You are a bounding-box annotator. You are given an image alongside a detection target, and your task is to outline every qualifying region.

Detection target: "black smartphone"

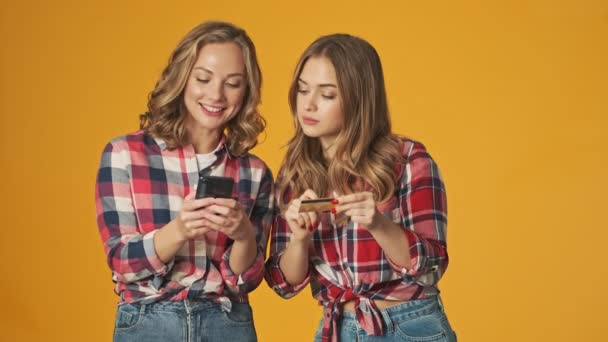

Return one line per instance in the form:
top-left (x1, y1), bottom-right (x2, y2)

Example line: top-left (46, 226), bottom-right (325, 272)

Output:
top-left (195, 176), bottom-right (234, 199)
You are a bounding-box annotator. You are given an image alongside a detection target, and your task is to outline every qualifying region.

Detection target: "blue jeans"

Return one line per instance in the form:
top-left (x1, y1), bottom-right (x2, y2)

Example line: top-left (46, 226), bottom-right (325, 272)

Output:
top-left (314, 296), bottom-right (457, 342)
top-left (113, 299), bottom-right (257, 342)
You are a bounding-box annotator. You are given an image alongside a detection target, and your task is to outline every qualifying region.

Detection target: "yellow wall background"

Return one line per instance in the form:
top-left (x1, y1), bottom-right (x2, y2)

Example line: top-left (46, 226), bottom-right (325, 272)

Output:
top-left (1, 0), bottom-right (606, 341)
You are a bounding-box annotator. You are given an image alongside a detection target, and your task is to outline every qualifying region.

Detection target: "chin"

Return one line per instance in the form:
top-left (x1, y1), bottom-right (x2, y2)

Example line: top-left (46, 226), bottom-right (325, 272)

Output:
top-left (190, 116), bottom-right (224, 131)
top-left (301, 128), bottom-right (320, 138)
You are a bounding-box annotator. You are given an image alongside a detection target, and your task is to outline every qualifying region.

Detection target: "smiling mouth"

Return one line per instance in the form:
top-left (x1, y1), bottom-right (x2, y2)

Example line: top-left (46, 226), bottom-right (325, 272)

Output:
top-left (200, 103), bottom-right (226, 116)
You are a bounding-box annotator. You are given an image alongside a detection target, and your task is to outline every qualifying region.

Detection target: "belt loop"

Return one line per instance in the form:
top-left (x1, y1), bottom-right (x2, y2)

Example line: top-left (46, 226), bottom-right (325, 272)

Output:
top-left (437, 295), bottom-right (445, 312)
top-left (380, 308), bottom-right (394, 334)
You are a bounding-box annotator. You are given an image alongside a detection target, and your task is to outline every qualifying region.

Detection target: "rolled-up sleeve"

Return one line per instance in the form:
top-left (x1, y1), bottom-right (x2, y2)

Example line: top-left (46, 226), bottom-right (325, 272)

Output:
top-left (264, 178), bottom-right (311, 298)
top-left (220, 166), bottom-right (274, 295)
top-left (95, 141), bottom-right (173, 284)
top-left (388, 142), bottom-right (448, 284)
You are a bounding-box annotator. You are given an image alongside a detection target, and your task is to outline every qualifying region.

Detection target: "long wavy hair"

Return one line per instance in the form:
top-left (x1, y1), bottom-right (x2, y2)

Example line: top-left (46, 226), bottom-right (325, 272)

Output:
top-left (139, 21), bottom-right (264, 156)
top-left (277, 34), bottom-right (404, 207)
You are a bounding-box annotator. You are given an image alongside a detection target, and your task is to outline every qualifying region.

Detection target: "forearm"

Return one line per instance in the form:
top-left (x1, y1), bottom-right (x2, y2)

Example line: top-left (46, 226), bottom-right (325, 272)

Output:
top-left (229, 230), bottom-right (259, 275)
top-left (370, 216), bottom-right (412, 269)
top-left (153, 219), bottom-right (187, 263)
top-left (279, 238), bottom-right (310, 285)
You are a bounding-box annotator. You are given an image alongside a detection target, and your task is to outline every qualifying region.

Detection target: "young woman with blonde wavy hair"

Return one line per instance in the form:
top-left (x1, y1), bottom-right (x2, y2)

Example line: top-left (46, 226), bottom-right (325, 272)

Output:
top-left (265, 34), bottom-right (457, 341)
top-left (95, 21), bottom-right (273, 341)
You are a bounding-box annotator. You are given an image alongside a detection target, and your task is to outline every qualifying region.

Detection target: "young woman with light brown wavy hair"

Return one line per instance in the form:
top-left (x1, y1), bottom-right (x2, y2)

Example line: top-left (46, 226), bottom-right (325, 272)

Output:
top-left (95, 21), bottom-right (273, 342)
top-left (265, 34), bottom-right (457, 341)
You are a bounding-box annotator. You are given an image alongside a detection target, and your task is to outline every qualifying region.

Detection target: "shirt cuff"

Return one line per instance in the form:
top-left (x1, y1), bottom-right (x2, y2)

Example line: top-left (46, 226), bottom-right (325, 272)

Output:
top-left (265, 253), bottom-right (310, 298)
top-left (385, 229), bottom-right (439, 278)
top-left (220, 245), bottom-right (264, 295)
top-left (143, 230), bottom-right (173, 276)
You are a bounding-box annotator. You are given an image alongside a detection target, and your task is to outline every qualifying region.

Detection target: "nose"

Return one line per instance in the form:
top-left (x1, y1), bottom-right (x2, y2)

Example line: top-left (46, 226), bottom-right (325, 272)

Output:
top-left (303, 94), bottom-right (317, 112)
top-left (207, 80), bottom-right (225, 102)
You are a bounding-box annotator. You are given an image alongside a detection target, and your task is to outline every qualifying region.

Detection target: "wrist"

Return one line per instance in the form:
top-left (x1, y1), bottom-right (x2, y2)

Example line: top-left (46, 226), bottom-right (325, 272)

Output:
top-left (288, 235), bottom-right (310, 248)
top-left (168, 218), bottom-right (189, 243)
top-left (234, 221), bottom-right (256, 242)
top-left (368, 213), bottom-right (389, 232)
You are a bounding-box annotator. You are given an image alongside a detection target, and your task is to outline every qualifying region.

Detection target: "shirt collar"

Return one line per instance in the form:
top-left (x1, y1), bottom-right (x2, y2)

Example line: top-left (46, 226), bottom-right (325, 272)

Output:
top-left (153, 134), bottom-right (234, 159)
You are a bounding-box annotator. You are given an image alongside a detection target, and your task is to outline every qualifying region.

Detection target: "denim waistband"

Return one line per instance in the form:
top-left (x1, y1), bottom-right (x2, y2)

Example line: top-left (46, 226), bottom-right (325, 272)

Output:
top-left (119, 298), bottom-right (228, 314)
top-left (339, 296), bottom-right (442, 331)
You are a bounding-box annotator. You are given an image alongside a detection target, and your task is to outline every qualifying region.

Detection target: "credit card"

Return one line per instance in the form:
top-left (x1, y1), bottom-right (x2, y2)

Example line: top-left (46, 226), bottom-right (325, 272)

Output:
top-left (299, 198), bottom-right (335, 212)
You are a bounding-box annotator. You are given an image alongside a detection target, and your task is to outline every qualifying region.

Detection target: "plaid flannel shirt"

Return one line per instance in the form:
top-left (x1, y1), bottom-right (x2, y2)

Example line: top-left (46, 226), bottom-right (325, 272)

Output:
top-left (95, 130), bottom-right (273, 311)
top-left (265, 139), bottom-right (448, 342)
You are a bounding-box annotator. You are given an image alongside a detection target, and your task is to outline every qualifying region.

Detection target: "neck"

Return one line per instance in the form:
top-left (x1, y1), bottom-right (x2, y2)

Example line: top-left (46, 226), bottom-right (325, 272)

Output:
top-left (189, 125), bottom-right (221, 154)
top-left (320, 136), bottom-right (337, 160)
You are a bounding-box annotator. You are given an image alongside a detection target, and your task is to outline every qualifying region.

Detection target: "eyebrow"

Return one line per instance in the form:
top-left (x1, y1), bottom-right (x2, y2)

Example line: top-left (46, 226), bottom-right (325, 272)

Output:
top-left (298, 78), bottom-right (337, 88)
top-left (194, 67), bottom-right (244, 78)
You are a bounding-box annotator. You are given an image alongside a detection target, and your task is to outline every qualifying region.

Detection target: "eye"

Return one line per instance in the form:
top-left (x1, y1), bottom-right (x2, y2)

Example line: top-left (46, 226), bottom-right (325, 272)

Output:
top-left (321, 94), bottom-right (336, 100)
top-left (297, 89), bottom-right (309, 95)
top-left (226, 82), bottom-right (241, 88)
top-left (196, 78), bottom-right (210, 83)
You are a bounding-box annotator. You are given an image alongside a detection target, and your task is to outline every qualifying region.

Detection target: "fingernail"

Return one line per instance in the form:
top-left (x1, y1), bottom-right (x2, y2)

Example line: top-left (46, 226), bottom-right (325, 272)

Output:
top-left (331, 199), bottom-right (339, 204)
top-left (331, 208), bottom-right (337, 214)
